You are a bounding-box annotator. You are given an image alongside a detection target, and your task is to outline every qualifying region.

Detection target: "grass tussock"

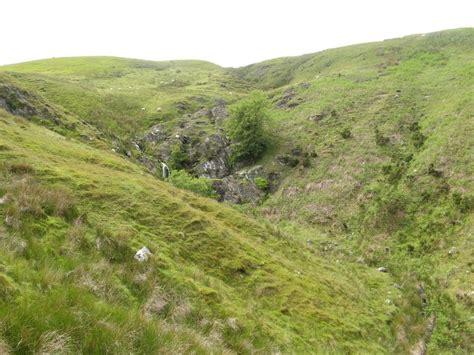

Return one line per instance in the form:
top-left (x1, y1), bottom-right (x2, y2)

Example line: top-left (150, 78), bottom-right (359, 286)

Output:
top-left (3, 176), bottom-right (77, 228)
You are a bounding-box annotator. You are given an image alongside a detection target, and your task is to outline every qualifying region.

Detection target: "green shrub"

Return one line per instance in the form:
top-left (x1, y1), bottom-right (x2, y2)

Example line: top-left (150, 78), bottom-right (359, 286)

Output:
top-left (412, 131), bottom-right (426, 148)
top-left (169, 144), bottom-right (189, 170)
top-left (427, 163), bottom-right (443, 177)
top-left (254, 177), bottom-right (269, 191)
top-left (409, 122), bottom-right (426, 149)
top-left (374, 128), bottom-right (390, 146)
top-left (340, 128), bottom-right (352, 139)
top-left (169, 170), bottom-right (216, 198)
top-left (302, 157), bottom-right (311, 168)
top-left (452, 192), bottom-right (474, 213)
top-left (227, 91), bottom-right (269, 163)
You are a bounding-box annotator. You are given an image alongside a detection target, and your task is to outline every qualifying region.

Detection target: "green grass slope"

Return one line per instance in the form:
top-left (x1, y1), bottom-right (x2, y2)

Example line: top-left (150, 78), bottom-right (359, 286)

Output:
top-left (239, 28), bottom-right (474, 352)
top-left (0, 109), bottom-right (399, 353)
top-left (1, 57), bottom-right (250, 139)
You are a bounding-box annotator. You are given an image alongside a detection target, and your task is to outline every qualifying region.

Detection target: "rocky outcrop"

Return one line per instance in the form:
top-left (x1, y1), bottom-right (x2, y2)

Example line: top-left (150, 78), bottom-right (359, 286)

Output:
top-left (194, 133), bottom-right (231, 178)
top-left (210, 100), bottom-right (228, 125)
top-left (132, 102), bottom-right (231, 177)
top-left (129, 101), bottom-right (270, 204)
top-left (199, 157), bottom-right (229, 179)
top-left (143, 124), bottom-right (168, 143)
top-left (213, 176), bottom-right (264, 204)
top-left (236, 165), bottom-right (263, 180)
top-left (276, 88), bottom-right (302, 109)
top-left (0, 82), bottom-right (60, 124)
top-left (276, 88), bottom-right (296, 108)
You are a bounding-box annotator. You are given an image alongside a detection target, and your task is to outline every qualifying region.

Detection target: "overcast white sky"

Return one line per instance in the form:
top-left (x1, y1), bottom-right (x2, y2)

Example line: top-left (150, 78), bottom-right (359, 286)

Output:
top-left (1, 0), bottom-right (473, 68)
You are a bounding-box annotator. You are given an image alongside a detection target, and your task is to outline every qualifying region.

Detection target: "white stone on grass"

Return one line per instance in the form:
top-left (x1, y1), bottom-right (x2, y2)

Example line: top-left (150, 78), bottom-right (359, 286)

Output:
top-left (135, 246), bottom-right (152, 262)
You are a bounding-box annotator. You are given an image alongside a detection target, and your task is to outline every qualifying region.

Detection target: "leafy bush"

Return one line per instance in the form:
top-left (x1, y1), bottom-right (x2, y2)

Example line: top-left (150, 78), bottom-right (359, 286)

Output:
top-left (169, 143), bottom-right (189, 170)
top-left (227, 91), bottom-right (269, 163)
top-left (254, 177), bottom-right (269, 191)
top-left (169, 170), bottom-right (217, 198)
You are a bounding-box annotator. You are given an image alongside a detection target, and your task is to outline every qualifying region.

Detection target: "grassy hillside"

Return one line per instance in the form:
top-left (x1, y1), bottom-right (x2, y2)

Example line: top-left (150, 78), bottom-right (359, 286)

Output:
top-left (242, 28), bottom-right (474, 352)
top-left (0, 28), bottom-right (473, 353)
top-left (0, 110), bottom-right (400, 353)
top-left (1, 57), bottom-right (249, 138)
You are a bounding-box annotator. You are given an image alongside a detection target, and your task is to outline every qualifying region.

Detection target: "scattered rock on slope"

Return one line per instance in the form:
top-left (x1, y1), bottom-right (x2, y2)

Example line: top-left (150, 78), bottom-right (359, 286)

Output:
top-left (276, 88), bottom-right (296, 108)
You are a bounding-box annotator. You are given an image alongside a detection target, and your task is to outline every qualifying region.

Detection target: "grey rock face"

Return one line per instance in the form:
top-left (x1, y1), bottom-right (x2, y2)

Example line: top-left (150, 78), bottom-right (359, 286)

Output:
top-left (0, 83), bottom-right (60, 123)
top-left (213, 176), bottom-right (264, 204)
top-left (143, 124), bottom-right (168, 142)
top-left (132, 103), bottom-right (268, 205)
top-left (200, 157), bottom-right (228, 179)
top-left (210, 100), bottom-right (228, 125)
top-left (236, 165), bottom-right (263, 180)
top-left (195, 134), bottom-right (231, 178)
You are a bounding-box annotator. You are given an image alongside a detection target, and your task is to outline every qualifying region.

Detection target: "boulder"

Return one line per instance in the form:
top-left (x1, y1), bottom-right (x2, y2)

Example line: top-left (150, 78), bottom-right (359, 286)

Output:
top-left (135, 246), bottom-right (152, 262)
